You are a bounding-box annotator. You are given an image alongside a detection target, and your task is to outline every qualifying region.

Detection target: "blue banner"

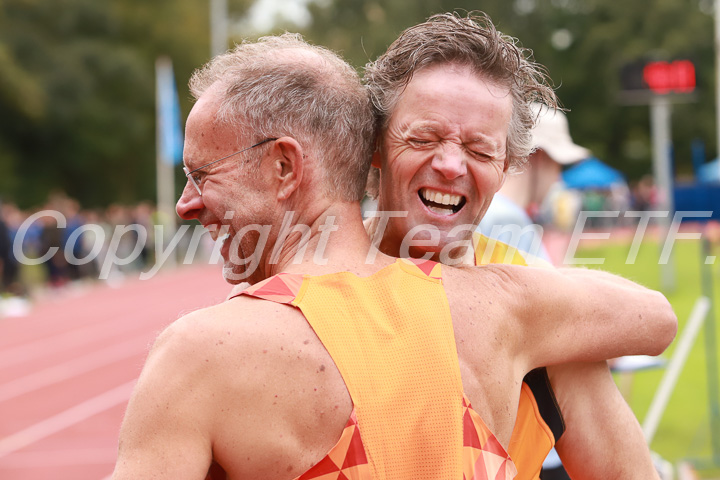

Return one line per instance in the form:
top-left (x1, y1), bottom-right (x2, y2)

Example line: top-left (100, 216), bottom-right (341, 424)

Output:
top-left (156, 57), bottom-right (184, 165)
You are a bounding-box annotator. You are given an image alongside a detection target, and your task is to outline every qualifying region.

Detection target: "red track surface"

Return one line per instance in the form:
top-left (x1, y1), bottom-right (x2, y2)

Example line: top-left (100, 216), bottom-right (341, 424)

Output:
top-left (0, 264), bottom-right (230, 480)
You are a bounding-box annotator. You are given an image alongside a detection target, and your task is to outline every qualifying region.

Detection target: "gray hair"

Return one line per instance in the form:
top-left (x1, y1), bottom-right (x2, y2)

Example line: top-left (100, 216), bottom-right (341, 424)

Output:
top-left (363, 11), bottom-right (558, 196)
top-left (189, 33), bottom-right (375, 202)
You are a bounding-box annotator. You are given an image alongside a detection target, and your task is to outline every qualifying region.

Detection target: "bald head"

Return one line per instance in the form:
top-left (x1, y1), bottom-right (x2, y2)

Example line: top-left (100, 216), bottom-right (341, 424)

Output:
top-left (189, 33), bottom-right (376, 201)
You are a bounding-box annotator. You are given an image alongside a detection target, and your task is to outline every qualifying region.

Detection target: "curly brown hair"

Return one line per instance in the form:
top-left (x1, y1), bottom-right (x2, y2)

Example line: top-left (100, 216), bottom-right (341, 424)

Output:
top-left (364, 11), bottom-right (558, 191)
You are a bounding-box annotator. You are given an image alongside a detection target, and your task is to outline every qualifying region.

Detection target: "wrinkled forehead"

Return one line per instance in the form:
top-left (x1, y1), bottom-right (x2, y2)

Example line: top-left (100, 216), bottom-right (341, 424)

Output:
top-left (187, 84), bottom-right (225, 129)
top-left (184, 89), bottom-right (245, 166)
top-left (186, 103), bottom-right (221, 147)
top-left (389, 65), bottom-right (511, 136)
top-left (401, 62), bottom-right (510, 103)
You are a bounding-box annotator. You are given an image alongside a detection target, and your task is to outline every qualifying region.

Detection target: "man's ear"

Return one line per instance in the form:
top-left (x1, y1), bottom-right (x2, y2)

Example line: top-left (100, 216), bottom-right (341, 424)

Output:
top-left (272, 137), bottom-right (303, 201)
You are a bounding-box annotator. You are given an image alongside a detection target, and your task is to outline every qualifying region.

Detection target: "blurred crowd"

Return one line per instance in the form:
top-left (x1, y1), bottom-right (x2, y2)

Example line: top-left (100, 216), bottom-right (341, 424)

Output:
top-left (549, 174), bottom-right (659, 231)
top-left (0, 175), bottom-right (667, 307)
top-left (0, 192), bottom-right (215, 303)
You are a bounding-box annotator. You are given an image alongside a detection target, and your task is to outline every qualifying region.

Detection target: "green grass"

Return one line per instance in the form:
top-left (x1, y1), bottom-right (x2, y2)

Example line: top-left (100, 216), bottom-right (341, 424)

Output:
top-left (575, 239), bottom-right (720, 472)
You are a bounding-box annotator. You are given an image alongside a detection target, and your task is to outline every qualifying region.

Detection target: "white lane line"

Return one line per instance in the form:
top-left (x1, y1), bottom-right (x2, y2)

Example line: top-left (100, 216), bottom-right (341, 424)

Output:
top-left (0, 318), bottom-right (156, 369)
top-left (0, 335), bottom-right (150, 403)
top-left (0, 380), bottom-right (136, 459)
top-left (0, 447), bottom-right (117, 467)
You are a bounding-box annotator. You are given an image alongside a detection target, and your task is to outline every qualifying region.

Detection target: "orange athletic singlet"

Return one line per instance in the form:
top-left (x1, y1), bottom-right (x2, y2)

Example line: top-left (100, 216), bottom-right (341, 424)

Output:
top-left (237, 258), bottom-right (517, 480)
top-left (473, 233), bottom-right (565, 480)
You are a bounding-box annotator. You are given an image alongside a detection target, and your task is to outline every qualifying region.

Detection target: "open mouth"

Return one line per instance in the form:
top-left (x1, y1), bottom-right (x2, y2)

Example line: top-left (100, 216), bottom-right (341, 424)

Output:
top-left (419, 188), bottom-right (466, 215)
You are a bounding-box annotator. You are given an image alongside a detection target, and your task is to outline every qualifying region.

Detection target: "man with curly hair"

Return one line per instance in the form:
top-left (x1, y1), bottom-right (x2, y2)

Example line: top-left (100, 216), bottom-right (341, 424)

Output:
top-left (364, 11), bottom-right (660, 479)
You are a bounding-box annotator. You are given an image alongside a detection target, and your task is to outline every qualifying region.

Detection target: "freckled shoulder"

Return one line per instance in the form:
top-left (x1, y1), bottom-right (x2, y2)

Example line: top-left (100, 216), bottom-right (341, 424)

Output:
top-left (440, 265), bottom-right (519, 354)
top-left (142, 295), bottom-right (351, 478)
top-left (191, 296), bottom-right (348, 399)
top-left (167, 296), bottom-right (325, 363)
top-left (185, 295), bottom-right (351, 478)
top-left (442, 265), bottom-right (513, 309)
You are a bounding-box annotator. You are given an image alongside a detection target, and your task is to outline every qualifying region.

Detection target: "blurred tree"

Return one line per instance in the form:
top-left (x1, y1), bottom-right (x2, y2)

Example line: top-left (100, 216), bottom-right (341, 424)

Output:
top-left (0, 0), bottom-right (250, 209)
top-left (0, 0), bottom-right (714, 208)
top-left (298, 0), bottom-right (715, 183)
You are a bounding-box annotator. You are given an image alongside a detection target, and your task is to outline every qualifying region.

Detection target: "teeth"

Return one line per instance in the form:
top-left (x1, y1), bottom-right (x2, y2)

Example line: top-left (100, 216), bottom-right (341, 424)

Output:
top-left (427, 205), bottom-right (454, 216)
top-left (420, 188), bottom-right (462, 206)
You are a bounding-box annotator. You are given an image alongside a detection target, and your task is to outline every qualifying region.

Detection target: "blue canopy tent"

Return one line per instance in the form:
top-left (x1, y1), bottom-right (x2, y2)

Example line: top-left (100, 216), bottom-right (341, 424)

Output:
top-left (675, 158), bottom-right (720, 220)
top-left (698, 158), bottom-right (720, 183)
top-left (562, 157), bottom-right (625, 190)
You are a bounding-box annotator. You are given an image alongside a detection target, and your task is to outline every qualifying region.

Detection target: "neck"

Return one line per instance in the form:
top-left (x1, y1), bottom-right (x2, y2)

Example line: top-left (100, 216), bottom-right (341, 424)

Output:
top-left (497, 172), bottom-right (533, 208)
top-left (263, 202), bottom-right (394, 279)
top-left (367, 216), bottom-right (476, 267)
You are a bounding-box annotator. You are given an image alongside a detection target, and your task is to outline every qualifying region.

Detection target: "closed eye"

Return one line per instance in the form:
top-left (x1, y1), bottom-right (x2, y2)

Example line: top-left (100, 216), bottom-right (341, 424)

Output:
top-left (469, 150), bottom-right (491, 159)
top-left (408, 138), bottom-right (436, 148)
top-left (465, 146), bottom-right (496, 161)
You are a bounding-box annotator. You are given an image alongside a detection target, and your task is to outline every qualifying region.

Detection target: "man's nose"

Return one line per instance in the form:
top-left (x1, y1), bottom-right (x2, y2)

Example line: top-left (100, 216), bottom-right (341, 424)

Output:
top-left (431, 143), bottom-right (467, 180)
top-left (176, 181), bottom-right (203, 220)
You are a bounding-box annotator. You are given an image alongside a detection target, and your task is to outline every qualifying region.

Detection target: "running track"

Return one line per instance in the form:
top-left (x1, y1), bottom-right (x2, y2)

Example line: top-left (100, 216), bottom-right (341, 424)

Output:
top-left (0, 264), bottom-right (230, 480)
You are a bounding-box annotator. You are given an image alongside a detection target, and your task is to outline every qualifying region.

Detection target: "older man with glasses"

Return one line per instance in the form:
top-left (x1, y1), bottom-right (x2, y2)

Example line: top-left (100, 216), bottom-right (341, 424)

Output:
top-left (364, 11), bottom-right (663, 480)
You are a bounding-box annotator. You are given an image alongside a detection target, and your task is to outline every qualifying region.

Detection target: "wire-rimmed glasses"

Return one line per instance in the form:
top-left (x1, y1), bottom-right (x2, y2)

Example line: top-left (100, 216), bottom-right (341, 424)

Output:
top-left (183, 138), bottom-right (278, 195)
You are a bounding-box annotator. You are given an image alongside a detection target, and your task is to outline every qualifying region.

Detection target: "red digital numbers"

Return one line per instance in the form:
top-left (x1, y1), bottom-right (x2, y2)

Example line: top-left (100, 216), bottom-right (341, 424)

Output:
top-left (643, 60), bottom-right (696, 94)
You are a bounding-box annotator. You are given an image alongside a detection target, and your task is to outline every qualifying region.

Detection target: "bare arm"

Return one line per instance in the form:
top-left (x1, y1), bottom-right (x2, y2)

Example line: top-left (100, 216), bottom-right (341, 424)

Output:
top-left (112, 316), bottom-right (215, 480)
top-left (548, 362), bottom-right (659, 479)
top-left (484, 264), bottom-right (677, 370)
top-left (500, 250), bottom-right (660, 477)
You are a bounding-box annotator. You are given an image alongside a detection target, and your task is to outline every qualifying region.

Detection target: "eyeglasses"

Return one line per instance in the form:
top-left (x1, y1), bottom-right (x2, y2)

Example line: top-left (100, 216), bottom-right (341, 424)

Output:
top-left (183, 138), bottom-right (278, 196)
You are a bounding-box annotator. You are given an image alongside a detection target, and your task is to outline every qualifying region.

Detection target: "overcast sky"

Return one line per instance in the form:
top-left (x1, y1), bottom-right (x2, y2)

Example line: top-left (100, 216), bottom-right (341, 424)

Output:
top-left (239, 0), bottom-right (313, 33)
